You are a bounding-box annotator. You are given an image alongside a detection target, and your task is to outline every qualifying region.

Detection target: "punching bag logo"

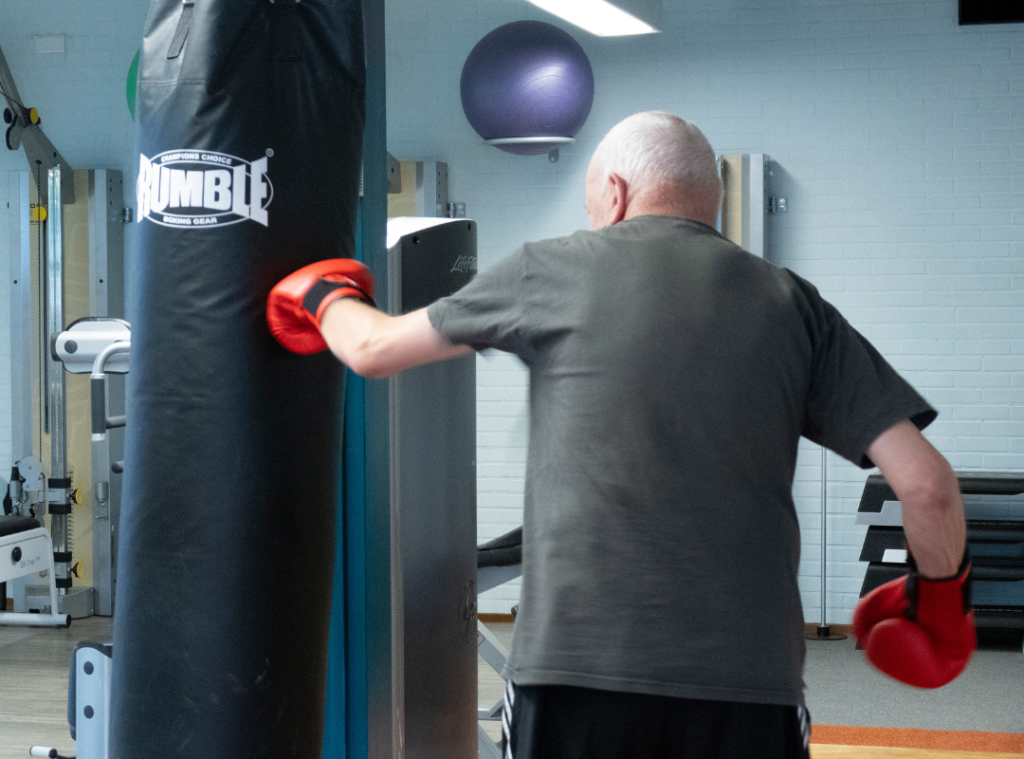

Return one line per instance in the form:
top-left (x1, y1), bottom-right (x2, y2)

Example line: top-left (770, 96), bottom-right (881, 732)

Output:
top-left (136, 150), bottom-right (273, 228)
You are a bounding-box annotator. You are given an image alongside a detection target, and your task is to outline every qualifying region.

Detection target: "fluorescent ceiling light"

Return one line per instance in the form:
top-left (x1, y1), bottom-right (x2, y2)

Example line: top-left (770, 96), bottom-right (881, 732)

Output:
top-left (525, 0), bottom-right (659, 36)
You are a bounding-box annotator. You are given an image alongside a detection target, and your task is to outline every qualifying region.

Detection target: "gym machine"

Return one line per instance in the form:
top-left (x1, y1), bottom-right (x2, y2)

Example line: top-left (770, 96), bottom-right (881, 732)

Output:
top-left (27, 323), bottom-right (127, 759)
top-left (0, 453), bottom-right (68, 627)
top-left (3, 165), bottom-right (127, 623)
top-left (387, 216), bottom-right (479, 759)
top-left (857, 471), bottom-right (1024, 651)
top-left (30, 641), bottom-right (113, 759)
top-left (2, 41), bottom-right (128, 622)
top-left (2, 317), bottom-right (128, 630)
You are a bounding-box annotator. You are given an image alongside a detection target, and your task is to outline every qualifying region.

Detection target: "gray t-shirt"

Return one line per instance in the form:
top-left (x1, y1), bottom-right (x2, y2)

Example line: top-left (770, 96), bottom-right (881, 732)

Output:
top-left (428, 215), bottom-right (935, 706)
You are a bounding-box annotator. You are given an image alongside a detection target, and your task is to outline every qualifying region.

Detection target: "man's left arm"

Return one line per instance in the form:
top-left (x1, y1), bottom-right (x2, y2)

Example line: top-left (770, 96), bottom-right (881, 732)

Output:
top-left (320, 300), bottom-right (471, 379)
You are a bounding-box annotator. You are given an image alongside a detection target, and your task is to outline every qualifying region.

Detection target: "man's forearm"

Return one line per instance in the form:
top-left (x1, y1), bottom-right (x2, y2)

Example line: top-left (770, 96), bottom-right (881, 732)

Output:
top-left (899, 465), bottom-right (967, 578)
top-left (867, 420), bottom-right (967, 579)
top-left (320, 298), bottom-right (389, 375)
top-left (320, 299), bottom-right (472, 378)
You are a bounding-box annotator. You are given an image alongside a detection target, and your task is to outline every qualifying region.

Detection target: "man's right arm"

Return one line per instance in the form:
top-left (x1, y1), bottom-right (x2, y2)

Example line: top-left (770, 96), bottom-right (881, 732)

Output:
top-left (865, 419), bottom-right (965, 578)
top-left (266, 258), bottom-right (472, 376)
top-left (320, 300), bottom-right (471, 379)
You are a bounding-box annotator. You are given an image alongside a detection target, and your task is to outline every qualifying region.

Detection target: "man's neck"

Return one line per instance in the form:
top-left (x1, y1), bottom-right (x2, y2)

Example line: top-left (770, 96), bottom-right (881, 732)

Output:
top-left (624, 203), bottom-right (717, 228)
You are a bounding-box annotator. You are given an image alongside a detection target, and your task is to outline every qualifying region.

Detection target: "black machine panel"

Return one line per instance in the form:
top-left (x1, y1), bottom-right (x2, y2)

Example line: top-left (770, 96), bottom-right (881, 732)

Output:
top-left (388, 218), bottom-right (478, 759)
top-left (395, 220), bottom-right (477, 313)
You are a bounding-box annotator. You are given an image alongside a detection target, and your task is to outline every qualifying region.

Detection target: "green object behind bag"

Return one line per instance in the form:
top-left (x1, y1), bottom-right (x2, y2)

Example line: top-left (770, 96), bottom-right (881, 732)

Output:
top-left (126, 49), bottom-right (139, 120)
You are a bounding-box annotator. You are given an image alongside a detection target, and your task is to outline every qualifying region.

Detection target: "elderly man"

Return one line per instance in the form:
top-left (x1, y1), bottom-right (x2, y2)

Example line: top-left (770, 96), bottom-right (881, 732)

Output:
top-left (267, 112), bottom-right (973, 759)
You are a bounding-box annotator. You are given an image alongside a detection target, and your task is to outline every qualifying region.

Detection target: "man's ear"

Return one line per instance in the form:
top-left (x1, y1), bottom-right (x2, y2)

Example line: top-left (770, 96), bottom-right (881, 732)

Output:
top-left (608, 172), bottom-right (629, 225)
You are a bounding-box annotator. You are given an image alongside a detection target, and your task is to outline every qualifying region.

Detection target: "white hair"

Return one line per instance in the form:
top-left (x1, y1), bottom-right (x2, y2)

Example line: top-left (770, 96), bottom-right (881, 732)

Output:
top-left (595, 111), bottom-right (721, 218)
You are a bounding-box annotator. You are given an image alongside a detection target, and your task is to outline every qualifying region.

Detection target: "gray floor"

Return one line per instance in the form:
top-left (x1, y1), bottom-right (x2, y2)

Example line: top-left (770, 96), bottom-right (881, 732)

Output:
top-left (804, 630), bottom-right (1024, 733)
top-left (484, 621), bottom-right (1024, 734)
top-left (3, 616), bottom-right (1021, 759)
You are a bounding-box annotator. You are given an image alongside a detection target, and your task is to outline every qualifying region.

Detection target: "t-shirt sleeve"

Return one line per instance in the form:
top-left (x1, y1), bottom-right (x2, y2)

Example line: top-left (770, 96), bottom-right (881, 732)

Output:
top-left (426, 249), bottom-right (527, 354)
top-left (803, 296), bottom-right (937, 469)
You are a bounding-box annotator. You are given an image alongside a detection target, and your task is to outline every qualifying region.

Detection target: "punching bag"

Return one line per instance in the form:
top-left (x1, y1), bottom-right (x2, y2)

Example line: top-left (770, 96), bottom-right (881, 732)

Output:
top-left (112, 2), bottom-right (364, 757)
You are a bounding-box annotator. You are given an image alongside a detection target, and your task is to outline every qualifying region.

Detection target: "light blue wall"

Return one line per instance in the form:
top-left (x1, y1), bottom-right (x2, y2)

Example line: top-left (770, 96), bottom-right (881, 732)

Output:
top-left (385, 0), bottom-right (1024, 620)
top-left (0, 1), bottom-right (148, 479)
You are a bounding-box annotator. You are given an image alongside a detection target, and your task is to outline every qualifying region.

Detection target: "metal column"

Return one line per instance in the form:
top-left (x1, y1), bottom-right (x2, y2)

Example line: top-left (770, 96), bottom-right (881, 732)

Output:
top-left (88, 170), bottom-right (125, 616)
top-left (9, 172), bottom-right (32, 464)
top-left (807, 447), bottom-right (846, 641)
top-left (5, 171), bottom-right (33, 612)
top-left (45, 166), bottom-right (73, 599)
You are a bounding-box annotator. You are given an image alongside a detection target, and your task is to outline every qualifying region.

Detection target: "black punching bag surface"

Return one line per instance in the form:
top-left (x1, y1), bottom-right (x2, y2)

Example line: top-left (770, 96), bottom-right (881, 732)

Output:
top-left (112, 2), bottom-right (364, 757)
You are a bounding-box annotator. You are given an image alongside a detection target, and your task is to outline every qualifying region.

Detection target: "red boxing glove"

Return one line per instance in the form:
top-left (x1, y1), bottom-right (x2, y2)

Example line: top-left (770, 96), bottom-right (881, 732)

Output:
top-left (853, 550), bottom-right (975, 689)
top-left (267, 258), bottom-right (375, 354)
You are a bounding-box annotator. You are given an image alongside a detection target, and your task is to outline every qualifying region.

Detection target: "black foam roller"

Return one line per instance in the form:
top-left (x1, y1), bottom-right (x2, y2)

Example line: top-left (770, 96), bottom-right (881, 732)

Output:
top-left (112, 2), bottom-right (364, 757)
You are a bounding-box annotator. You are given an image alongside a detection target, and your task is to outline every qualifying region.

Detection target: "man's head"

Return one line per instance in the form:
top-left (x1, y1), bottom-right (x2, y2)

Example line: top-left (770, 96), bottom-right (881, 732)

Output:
top-left (585, 111), bottom-right (721, 230)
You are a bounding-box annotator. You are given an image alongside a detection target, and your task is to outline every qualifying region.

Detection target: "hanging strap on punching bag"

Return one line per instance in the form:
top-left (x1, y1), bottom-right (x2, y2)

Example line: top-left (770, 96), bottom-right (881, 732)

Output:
top-left (166, 0), bottom-right (195, 59)
top-left (273, 0), bottom-right (303, 62)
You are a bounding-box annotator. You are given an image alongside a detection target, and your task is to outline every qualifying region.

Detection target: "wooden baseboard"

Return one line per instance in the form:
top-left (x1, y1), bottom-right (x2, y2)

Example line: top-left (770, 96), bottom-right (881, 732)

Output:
top-left (479, 613), bottom-right (514, 624)
top-left (811, 725), bottom-right (1024, 754)
top-left (812, 746), bottom-right (1024, 758)
top-left (805, 623), bottom-right (854, 637)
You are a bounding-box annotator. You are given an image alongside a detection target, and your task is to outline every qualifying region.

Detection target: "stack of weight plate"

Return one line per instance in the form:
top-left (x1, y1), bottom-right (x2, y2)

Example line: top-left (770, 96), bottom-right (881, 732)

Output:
top-left (856, 471), bottom-right (1024, 631)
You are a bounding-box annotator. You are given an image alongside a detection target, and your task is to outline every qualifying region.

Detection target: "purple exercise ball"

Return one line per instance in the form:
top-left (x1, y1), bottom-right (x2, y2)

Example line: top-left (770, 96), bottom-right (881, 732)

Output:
top-left (461, 21), bottom-right (595, 156)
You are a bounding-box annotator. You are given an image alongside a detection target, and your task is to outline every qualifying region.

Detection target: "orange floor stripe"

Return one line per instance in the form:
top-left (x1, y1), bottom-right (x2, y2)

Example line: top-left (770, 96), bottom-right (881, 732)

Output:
top-left (812, 726), bottom-right (1024, 754)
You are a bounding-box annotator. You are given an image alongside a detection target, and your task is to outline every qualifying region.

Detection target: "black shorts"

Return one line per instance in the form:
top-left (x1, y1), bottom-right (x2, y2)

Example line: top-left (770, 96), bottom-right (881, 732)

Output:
top-left (501, 682), bottom-right (811, 759)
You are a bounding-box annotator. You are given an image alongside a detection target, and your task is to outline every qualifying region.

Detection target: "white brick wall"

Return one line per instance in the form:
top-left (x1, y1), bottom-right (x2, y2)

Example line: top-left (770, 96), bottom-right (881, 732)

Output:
top-left (387, 0), bottom-right (1024, 618)
top-left (476, 351), bottom-right (530, 610)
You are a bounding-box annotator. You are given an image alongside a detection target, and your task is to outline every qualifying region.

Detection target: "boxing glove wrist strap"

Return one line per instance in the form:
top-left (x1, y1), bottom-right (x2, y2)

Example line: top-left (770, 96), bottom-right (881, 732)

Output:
top-left (303, 277), bottom-right (375, 319)
top-left (905, 547), bottom-right (972, 620)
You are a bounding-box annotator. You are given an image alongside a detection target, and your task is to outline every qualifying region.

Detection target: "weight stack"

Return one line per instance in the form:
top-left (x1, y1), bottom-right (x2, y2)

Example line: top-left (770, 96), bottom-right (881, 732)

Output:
top-left (857, 471), bottom-right (1024, 631)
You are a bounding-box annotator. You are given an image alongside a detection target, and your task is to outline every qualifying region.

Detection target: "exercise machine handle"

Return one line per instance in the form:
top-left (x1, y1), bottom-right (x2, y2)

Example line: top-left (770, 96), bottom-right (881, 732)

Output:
top-left (29, 746), bottom-right (72, 759)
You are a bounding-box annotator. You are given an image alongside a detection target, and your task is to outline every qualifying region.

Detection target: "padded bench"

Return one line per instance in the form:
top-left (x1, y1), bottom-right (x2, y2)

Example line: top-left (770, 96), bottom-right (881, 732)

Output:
top-left (0, 515), bottom-right (70, 627)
